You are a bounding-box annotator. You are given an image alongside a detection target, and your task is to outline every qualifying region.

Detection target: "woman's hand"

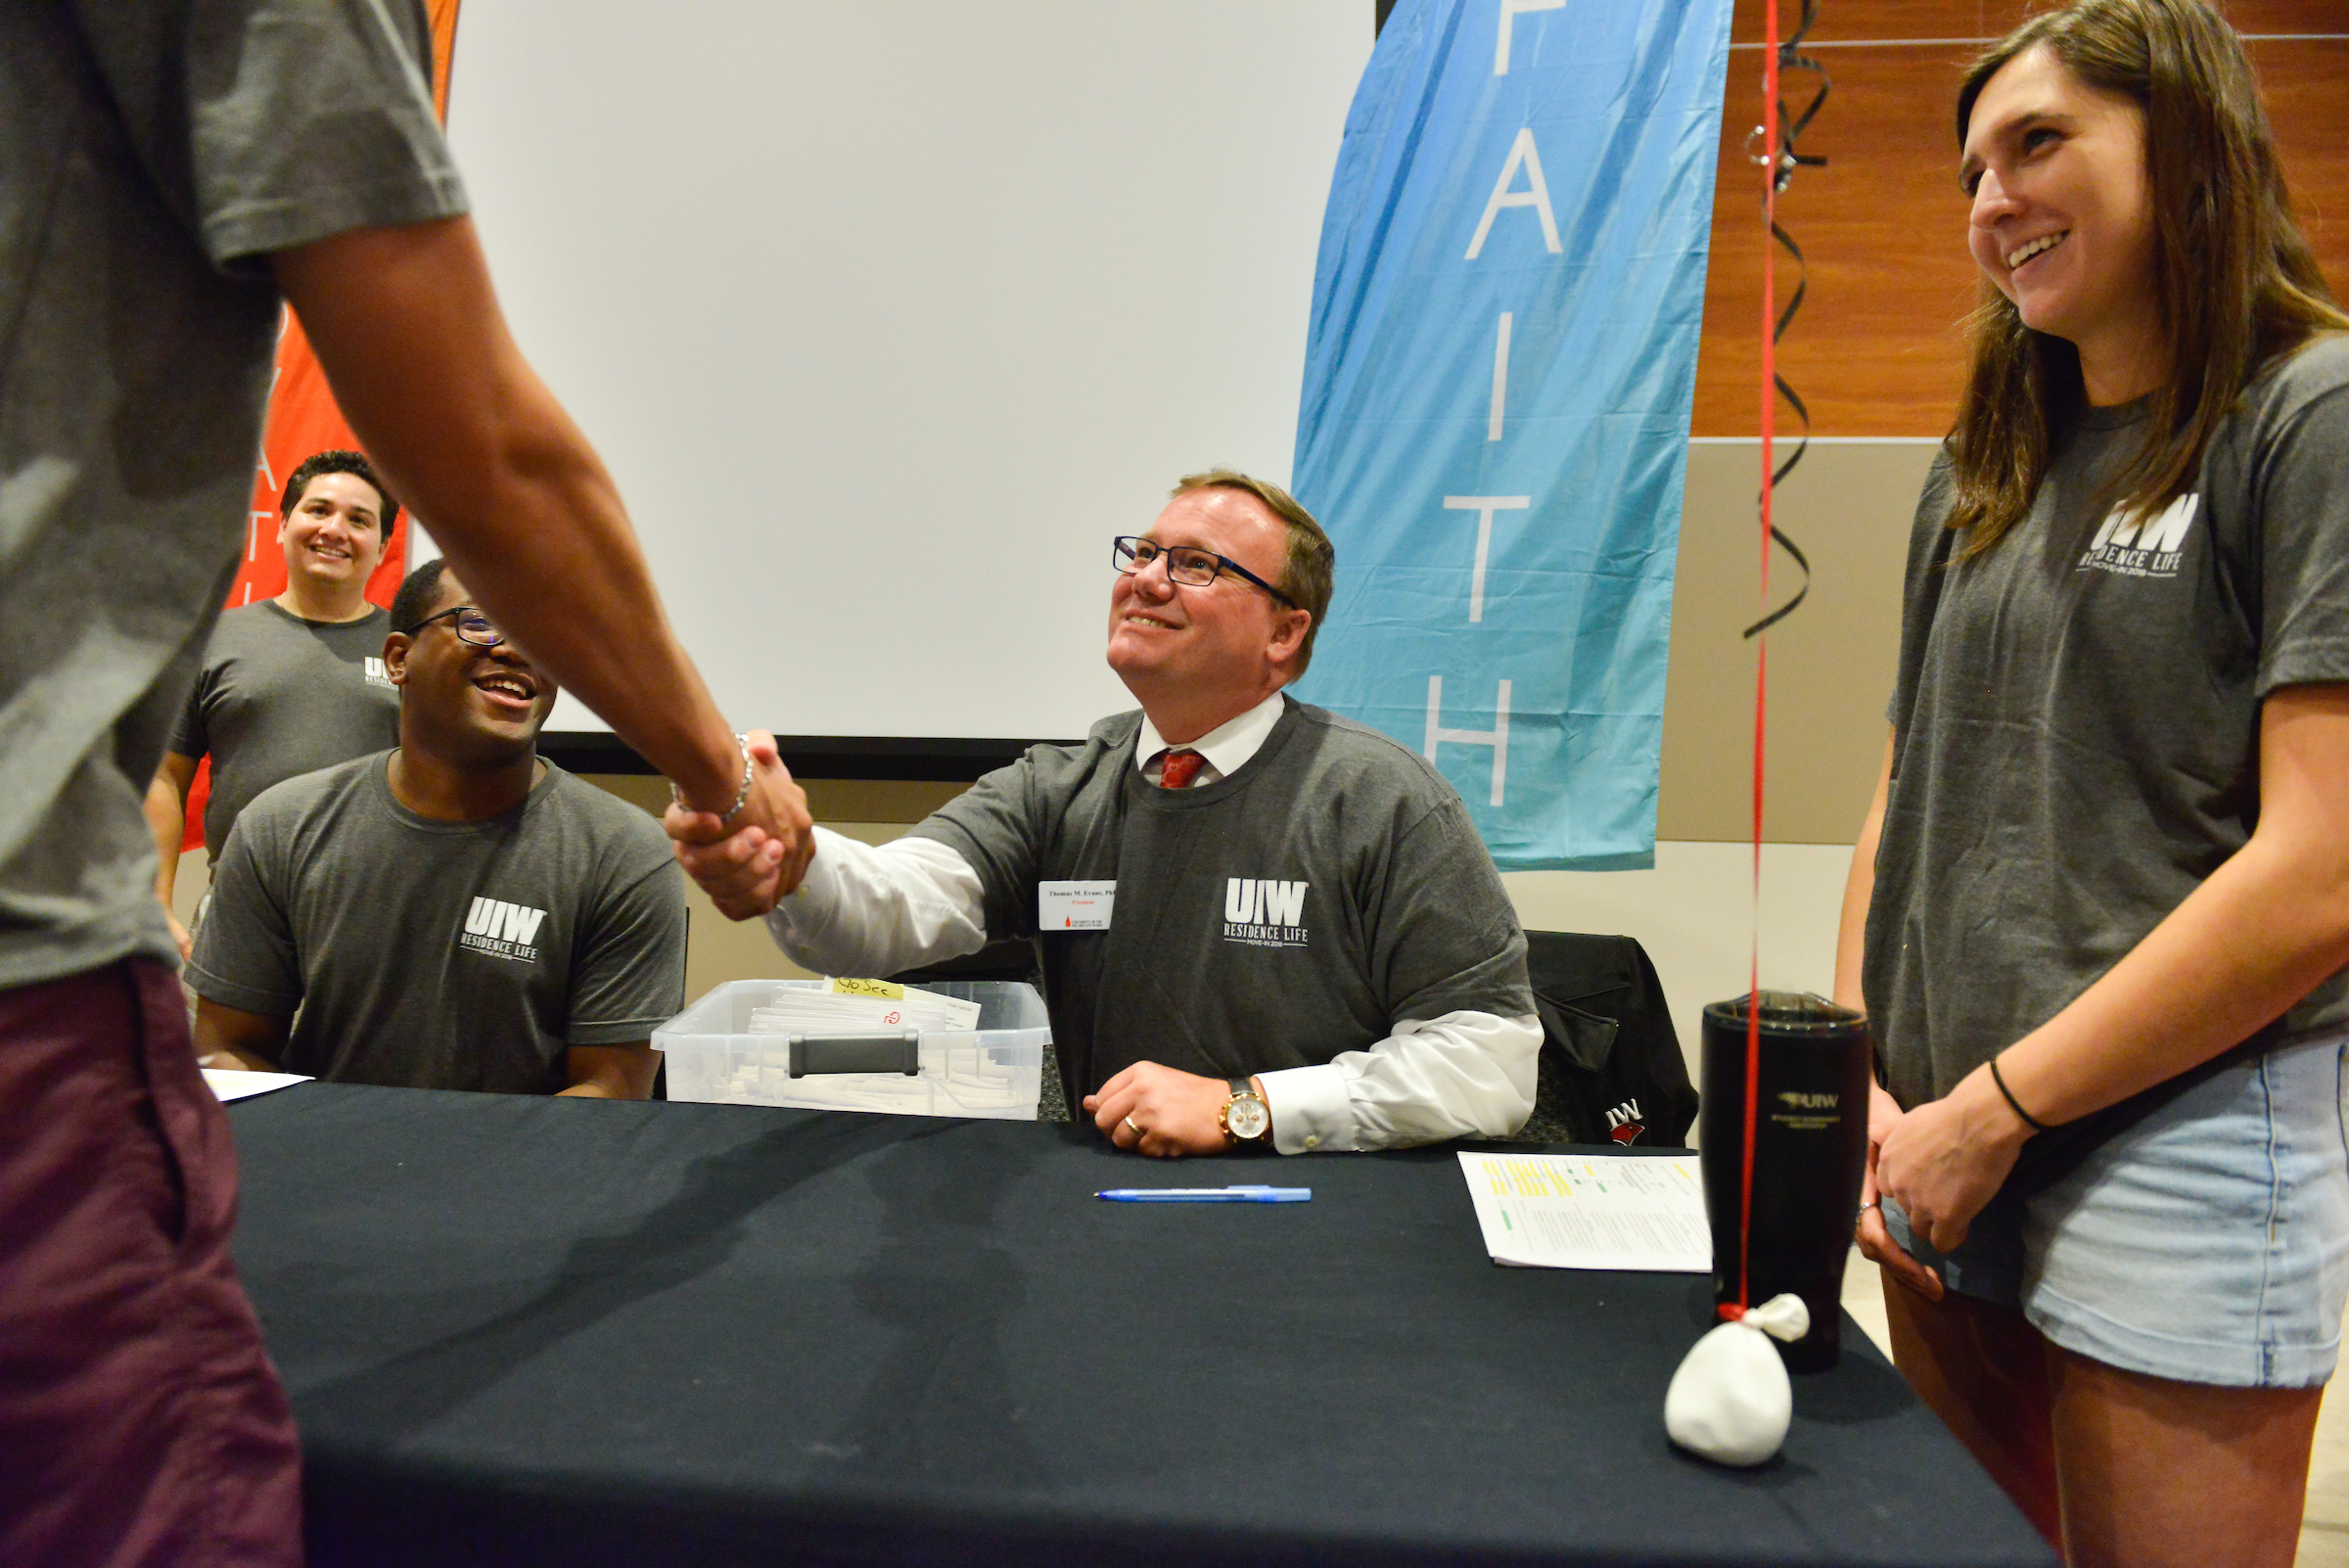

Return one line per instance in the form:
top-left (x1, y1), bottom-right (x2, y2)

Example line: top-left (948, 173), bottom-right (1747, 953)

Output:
top-left (1856, 1081), bottom-right (1944, 1299)
top-left (1874, 1063), bottom-right (2034, 1256)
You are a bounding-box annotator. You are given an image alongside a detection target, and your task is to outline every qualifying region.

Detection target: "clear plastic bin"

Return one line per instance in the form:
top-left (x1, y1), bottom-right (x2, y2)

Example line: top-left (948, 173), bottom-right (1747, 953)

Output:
top-left (654, 979), bottom-right (1047, 1120)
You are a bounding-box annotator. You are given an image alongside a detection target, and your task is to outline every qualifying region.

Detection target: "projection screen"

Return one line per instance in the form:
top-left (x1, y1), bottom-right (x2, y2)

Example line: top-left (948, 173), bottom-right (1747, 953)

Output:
top-left (434, 1), bottom-right (1372, 756)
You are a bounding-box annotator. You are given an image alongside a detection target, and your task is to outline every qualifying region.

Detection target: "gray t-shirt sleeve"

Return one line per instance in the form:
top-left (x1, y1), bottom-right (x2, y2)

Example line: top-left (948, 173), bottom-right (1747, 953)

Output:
top-left (72, 0), bottom-right (468, 272)
top-left (906, 755), bottom-right (1046, 942)
top-left (1371, 794), bottom-right (1535, 1023)
top-left (1886, 452), bottom-right (1958, 736)
top-left (185, 816), bottom-right (302, 1015)
top-left (168, 660), bottom-right (212, 760)
top-left (566, 859), bottom-right (690, 1046)
top-left (2253, 381), bottom-right (2349, 696)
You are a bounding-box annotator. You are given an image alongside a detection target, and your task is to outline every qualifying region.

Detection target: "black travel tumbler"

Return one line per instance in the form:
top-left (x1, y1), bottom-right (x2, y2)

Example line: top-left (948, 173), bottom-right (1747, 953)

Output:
top-left (1699, 992), bottom-right (1871, 1372)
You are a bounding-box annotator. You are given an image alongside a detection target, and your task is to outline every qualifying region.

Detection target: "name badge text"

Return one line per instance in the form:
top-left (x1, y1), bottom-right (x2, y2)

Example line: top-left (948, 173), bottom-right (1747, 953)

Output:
top-left (1038, 881), bottom-right (1115, 931)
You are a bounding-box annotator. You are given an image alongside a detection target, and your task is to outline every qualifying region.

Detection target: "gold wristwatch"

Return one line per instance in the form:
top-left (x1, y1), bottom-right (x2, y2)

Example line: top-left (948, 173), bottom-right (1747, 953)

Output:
top-left (1219, 1078), bottom-right (1272, 1146)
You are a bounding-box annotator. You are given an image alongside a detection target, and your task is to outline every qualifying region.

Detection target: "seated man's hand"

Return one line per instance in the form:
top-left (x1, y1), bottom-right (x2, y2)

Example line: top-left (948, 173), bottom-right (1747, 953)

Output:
top-left (559, 1042), bottom-right (662, 1100)
top-left (193, 996), bottom-right (291, 1075)
top-left (1083, 1062), bottom-right (1250, 1158)
top-left (666, 732), bottom-right (815, 919)
top-left (738, 732), bottom-right (816, 892)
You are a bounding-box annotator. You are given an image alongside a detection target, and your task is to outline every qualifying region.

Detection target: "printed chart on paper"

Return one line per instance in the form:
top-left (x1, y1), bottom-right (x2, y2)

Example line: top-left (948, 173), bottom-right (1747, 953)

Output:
top-left (1456, 1151), bottom-right (1711, 1271)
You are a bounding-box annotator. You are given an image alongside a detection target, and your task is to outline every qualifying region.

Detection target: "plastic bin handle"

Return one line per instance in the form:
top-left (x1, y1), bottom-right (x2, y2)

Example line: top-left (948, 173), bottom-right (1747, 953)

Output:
top-left (788, 1032), bottom-right (921, 1079)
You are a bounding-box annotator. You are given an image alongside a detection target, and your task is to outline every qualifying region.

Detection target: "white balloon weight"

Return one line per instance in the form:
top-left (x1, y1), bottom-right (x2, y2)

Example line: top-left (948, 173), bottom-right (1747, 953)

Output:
top-left (1663, 1293), bottom-right (1813, 1467)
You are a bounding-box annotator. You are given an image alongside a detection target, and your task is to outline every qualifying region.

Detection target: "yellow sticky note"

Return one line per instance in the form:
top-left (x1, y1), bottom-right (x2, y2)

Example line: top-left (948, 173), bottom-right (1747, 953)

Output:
top-left (826, 977), bottom-right (904, 1001)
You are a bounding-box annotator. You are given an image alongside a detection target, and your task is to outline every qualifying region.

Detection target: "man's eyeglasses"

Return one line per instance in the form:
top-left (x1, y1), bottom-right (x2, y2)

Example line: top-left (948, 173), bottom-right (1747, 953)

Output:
top-left (400, 605), bottom-right (505, 648)
top-left (1112, 536), bottom-right (1295, 609)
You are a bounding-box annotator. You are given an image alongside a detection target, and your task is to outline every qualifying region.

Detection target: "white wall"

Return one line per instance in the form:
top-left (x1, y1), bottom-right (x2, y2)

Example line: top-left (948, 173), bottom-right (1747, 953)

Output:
top-left (437, 0), bottom-right (1371, 741)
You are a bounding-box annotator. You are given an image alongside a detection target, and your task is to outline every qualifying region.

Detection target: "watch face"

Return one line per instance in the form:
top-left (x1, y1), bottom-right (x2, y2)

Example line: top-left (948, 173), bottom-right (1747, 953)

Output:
top-left (1225, 1094), bottom-right (1270, 1142)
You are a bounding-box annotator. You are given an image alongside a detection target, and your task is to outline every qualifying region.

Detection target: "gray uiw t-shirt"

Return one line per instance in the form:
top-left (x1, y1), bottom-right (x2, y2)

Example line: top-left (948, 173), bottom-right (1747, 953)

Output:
top-left (188, 755), bottom-right (687, 1094)
top-left (908, 697), bottom-right (1534, 1108)
top-left (0, 1), bottom-right (465, 990)
top-left (1865, 337), bottom-right (2349, 1113)
top-left (171, 601), bottom-right (402, 857)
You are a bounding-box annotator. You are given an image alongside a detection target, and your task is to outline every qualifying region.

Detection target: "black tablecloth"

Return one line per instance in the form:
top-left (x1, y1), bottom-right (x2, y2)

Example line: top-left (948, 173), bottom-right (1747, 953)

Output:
top-left (226, 1084), bottom-right (2053, 1568)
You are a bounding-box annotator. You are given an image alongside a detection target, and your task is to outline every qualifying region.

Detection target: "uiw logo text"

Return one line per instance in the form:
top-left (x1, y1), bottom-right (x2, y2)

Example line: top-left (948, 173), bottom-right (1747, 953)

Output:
top-left (1224, 878), bottom-right (1309, 949)
top-left (2079, 493), bottom-right (2198, 578)
top-left (460, 897), bottom-right (548, 963)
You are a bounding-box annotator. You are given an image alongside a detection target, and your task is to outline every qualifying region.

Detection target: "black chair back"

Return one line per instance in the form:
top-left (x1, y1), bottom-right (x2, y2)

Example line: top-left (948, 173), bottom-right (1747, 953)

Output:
top-left (1519, 931), bottom-right (1696, 1147)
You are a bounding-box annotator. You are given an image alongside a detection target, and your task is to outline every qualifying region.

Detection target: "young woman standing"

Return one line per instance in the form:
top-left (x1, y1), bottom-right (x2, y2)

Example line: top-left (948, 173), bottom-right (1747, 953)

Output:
top-left (1834, 3), bottom-right (2349, 1563)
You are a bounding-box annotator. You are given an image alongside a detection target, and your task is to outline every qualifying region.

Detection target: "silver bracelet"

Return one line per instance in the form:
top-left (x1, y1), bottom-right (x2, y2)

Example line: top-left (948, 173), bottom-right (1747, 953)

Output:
top-left (671, 734), bottom-right (754, 825)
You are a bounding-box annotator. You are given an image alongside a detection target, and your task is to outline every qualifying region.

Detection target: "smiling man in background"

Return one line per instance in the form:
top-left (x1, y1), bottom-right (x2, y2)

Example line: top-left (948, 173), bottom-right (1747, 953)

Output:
top-left (146, 449), bottom-right (405, 958)
top-left (678, 470), bottom-right (1541, 1158)
top-left (189, 559), bottom-right (686, 1097)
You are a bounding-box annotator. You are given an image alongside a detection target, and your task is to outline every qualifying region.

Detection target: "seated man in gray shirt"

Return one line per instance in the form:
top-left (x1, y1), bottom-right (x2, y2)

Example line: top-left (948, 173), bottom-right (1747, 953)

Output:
top-left (190, 560), bottom-right (687, 1097)
top-left (147, 449), bottom-right (405, 956)
top-left (676, 470), bottom-right (1541, 1156)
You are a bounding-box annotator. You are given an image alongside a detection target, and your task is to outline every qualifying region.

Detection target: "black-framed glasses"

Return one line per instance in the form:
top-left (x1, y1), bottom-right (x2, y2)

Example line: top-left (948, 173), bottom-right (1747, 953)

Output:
top-left (400, 605), bottom-right (505, 648)
top-left (1112, 536), bottom-right (1295, 608)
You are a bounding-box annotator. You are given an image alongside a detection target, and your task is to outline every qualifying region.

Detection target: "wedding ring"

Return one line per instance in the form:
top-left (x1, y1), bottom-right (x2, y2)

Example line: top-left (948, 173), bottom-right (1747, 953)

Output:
top-left (1123, 1115), bottom-right (1143, 1136)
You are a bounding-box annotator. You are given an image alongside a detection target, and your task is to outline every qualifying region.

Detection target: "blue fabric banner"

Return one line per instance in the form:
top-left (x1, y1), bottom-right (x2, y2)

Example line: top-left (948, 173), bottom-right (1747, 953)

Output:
top-left (1290, 0), bottom-right (1734, 870)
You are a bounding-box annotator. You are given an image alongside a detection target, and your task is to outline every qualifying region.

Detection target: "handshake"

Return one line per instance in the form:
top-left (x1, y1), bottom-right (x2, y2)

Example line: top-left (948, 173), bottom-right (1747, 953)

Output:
top-left (663, 730), bottom-right (817, 921)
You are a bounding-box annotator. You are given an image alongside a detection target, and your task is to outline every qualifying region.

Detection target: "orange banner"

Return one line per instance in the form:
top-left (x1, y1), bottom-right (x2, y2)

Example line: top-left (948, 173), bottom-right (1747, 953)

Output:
top-left (185, 0), bottom-right (464, 850)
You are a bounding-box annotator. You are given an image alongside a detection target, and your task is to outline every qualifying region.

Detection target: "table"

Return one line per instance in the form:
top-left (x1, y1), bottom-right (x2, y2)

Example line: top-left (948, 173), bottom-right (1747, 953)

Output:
top-left (226, 1084), bottom-right (2054, 1567)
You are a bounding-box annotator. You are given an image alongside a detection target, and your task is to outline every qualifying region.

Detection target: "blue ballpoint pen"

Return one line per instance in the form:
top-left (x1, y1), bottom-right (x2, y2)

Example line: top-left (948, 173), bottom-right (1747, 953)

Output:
top-left (1095, 1185), bottom-right (1311, 1203)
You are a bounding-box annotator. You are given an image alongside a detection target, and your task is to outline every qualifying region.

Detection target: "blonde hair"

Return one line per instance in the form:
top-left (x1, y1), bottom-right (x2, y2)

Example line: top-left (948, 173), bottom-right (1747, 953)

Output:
top-left (1171, 469), bottom-right (1337, 675)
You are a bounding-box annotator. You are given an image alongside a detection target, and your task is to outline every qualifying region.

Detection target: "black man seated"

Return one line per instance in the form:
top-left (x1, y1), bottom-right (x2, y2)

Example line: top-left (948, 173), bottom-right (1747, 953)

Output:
top-left (188, 560), bottom-right (686, 1097)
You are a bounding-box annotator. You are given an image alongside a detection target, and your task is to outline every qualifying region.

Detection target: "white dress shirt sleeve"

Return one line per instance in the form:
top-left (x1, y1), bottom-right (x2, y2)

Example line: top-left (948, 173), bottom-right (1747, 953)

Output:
top-left (1255, 1009), bottom-right (1543, 1154)
top-left (763, 826), bottom-right (990, 979)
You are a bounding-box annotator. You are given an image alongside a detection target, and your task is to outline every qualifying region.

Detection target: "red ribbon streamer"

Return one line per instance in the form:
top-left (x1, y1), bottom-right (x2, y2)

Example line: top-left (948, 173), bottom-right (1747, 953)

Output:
top-left (1734, 0), bottom-right (1786, 1319)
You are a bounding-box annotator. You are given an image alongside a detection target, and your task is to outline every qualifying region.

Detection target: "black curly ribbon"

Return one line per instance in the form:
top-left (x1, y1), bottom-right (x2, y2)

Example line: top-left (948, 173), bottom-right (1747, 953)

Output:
top-left (1744, 0), bottom-right (1829, 640)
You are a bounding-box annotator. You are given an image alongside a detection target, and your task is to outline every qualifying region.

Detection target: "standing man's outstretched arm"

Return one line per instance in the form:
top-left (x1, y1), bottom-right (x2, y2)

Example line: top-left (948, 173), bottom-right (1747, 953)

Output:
top-left (270, 217), bottom-right (812, 889)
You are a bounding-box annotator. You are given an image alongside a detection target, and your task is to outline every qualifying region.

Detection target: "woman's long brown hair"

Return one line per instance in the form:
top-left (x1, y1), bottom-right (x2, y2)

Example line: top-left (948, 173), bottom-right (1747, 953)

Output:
top-left (1945, 0), bottom-right (2346, 558)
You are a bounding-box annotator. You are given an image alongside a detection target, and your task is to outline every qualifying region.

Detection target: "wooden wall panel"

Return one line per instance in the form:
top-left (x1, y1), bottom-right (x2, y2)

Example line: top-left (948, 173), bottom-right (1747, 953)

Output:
top-left (1691, 4), bottom-right (2349, 437)
top-left (1732, 0), bottom-right (2010, 45)
top-left (2255, 38), bottom-right (2349, 292)
top-left (1695, 44), bottom-right (1983, 436)
top-left (1727, 0), bottom-right (2339, 44)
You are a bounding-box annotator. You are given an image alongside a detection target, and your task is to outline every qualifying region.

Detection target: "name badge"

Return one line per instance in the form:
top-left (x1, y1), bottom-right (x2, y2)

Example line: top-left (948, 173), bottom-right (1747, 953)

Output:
top-left (1038, 881), bottom-right (1115, 932)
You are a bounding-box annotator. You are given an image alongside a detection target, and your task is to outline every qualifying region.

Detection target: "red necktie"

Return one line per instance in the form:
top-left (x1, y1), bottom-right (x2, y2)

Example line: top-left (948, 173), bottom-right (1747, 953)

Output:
top-left (1159, 749), bottom-right (1205, 790)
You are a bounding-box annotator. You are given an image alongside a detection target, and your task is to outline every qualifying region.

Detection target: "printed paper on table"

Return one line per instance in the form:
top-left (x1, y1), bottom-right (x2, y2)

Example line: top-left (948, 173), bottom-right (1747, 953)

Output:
top-left (1456, 1150), bottom-right (1710, 1271)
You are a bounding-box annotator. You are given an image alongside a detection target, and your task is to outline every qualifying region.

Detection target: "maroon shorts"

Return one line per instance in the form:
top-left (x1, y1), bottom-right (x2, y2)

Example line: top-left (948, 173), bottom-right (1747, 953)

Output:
top-left (0, 960), bottom-right (302, 1567)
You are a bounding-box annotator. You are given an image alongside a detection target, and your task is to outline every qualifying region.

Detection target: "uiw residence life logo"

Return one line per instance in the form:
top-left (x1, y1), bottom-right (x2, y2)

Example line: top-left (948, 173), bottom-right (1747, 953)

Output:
top-left (1224, 878), bottom-right (1309, 949)
top-left (461, 897), bottom-right (547, 963)
top-left (2079, 493), bottom-right (2199, 578)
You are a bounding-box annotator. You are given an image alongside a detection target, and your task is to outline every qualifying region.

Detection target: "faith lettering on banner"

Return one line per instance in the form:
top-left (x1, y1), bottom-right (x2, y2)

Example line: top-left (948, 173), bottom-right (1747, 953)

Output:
top-left (1422, 6), bottom-right (1562, 809)
top-left (1425, 677), bottom-right (1511, 809)
top-left (1290, 0), bottom-right (1729, 869)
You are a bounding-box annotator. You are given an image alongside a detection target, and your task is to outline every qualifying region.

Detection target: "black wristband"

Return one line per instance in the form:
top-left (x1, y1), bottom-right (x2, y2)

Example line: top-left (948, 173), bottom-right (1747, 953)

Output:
top-left (1988, 1055), bottom-right (2049, 1134)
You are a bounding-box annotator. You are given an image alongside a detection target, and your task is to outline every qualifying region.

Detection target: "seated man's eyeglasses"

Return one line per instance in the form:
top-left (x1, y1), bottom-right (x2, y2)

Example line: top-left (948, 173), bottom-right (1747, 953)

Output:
top-left (401, 606), bottom-right (505, 648)
top-left (1112, 535), bottom-right (1296, 609)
